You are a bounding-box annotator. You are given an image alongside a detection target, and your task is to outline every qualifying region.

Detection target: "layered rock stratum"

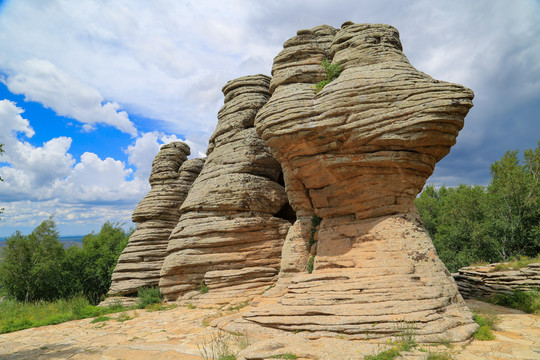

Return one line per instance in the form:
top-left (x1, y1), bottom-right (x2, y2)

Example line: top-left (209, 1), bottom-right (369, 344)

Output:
top-left (108, 142), bottom-right (204, 295)
top-left (454, 263), bottom-right (540, 299)
top-left (159, 75), bottom-right (292, 303)
top-left (239, 22), bottom-right (477, 343)
top-left (105, 21), bottom-right (478, 347)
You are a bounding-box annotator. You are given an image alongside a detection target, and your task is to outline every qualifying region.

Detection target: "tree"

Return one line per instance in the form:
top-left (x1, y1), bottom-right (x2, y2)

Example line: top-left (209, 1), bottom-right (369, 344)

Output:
top-left (487, 142), bottom-right (540, 260)
top-left (0, 218), bottom-right (130, 303)
top-left (77, 222), bottom-right (130, 304)
top-left (416, 141), bottom-right (540, 271)
top-left (61, 222), bottom-right (131, 304)
top-left (0, 217), bottom-right (64, 301)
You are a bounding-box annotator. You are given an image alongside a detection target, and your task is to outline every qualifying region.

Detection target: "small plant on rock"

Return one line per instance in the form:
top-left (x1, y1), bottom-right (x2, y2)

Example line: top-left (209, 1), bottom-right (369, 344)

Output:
top-left (200, 280), bottom-right (210, 294)
top-left (314, 59), bottom-right (342, 92)
top-left (309, 215), bottom-right (322, 246)
top-left (306, 255), bottom-right (315, 274)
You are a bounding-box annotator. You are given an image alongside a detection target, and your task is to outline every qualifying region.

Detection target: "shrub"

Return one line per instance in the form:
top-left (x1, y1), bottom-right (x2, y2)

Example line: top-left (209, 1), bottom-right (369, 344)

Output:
top-left (314, 59), bottom-right (342, 92)
top-left (306, 256), bottom-right (315, 274)
top-left (200, 280), bottom-right (209, 294)
top-left (489, 289), bottom-right (540, 314)
top-left (137, 287), bottom-right (163, 308)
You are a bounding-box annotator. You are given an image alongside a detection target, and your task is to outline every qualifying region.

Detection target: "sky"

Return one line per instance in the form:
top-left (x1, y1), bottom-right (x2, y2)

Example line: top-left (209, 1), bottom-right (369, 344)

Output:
top-left (0, 0), bottom-right (539, 237)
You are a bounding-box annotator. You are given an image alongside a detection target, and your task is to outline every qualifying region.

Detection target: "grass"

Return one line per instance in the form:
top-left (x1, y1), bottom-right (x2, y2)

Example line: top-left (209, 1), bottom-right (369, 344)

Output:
top-left (314, 59), bottom-right (342, 93)
top-left (0, 295), bottom-right (127, 333)
top-left (472, 312), bottom-right (498, 341)
top-left (426, 352), bottom-right (455, 360)
top-left (0, 286), bottom-right (170, 333)
top-left (488, 289), bottom-right (540, 314)
top-left (270, 354), bottom-right (298, 359)
top-left (226, 301), bottom-right (249, 312)
top-left (90, 315), bottom-right (111, 323)
top-left (489, 255), bottom-right (540, 272)
top-left (364, 322), bottom-right (418, 360)
top-left (198, 330), bottom-right (248, 360)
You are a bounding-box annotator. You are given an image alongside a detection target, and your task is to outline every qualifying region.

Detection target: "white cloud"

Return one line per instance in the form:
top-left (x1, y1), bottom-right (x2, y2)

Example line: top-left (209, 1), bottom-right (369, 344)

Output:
top-left (3, 59), bottom-right (137, 136)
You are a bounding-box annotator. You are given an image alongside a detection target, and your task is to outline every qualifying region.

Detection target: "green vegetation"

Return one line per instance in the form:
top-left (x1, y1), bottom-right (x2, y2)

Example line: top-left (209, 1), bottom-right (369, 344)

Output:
top-left (137, 287), bottom-right (163, 309)
top-left (472, 312), bottom-right (498, 340)
top-left (306, 255), bottom-right (315, 274)
top-left (314, 59), bottom-right (342, 92)
top-left (490, 255), bottom-right (540, 272)
top-left (309, 214), bottom-right (322, 246)
top-left (415, 141), bottom-right (540, 272)
top-left (270, 354), bottom-right (298, 359)
top-left (0, 295), bottom-right (125, 333)
top-left (0, 218), bottom-right (131, 304)
top-left (90, 315), bottom-right (111, 323)
top-left (488, 289), bottom-right (540, 314)
top-left (364, 323), bottom-right (418, 360)
top-left (199, 280), bottom-right (209, 294)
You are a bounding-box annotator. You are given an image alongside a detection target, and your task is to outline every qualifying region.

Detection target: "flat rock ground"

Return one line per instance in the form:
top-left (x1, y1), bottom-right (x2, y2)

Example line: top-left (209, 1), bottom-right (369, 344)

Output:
top-left (0, 300), bottom-right (538, 360)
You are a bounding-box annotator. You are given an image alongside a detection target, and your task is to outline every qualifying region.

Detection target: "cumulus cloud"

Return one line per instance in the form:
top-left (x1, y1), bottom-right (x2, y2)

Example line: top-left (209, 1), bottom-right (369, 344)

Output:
top-left (0, 100), bottom-right (199, 235)
top-left (0, 100), bottom-right (75, 198)
top-left (3, 59), bottom-right (137, 136)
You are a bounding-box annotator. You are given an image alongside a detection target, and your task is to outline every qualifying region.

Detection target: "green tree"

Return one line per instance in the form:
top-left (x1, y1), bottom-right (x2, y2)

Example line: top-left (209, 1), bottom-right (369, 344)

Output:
top-left (487, 142), bottom-right (540, 260)
top-left (416, 141), bottom-right (540, 271)
top-left (71, 222), bottom-right (130, 304)
top-left (0, 217), bottom-right (65, 301)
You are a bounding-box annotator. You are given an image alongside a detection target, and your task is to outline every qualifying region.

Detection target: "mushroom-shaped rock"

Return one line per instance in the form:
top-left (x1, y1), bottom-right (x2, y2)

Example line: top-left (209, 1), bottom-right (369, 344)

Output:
top-left (245, 22), bottom-right (477, 343)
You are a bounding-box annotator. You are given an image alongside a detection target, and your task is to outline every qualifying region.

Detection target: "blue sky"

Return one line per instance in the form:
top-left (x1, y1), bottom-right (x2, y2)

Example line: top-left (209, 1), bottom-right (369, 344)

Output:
top-left (0, 0), bottom-right (539, 237)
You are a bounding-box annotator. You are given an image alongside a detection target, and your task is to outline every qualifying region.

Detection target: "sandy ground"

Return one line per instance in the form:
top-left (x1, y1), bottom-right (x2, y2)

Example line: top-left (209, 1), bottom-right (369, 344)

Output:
top-left (0, 300), bottom-right (539, 360)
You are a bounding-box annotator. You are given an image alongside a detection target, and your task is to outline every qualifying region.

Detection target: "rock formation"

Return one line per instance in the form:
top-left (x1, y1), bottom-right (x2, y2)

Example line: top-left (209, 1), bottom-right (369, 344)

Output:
top-left (108, 142), bottom-right (204, 296)
top-left (238, 22), bottom-right (478, 342)
top-left (104, 21), bottom-right (478, 346)
top-left (159, 75), bottom-right (292, 303)
top-left (454, 263), bottom-right (540, 299)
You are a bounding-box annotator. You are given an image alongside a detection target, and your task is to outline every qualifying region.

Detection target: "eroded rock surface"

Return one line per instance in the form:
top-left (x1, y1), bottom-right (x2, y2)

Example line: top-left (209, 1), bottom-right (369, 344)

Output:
top-left (244, 22), bottom-right (477, 342)
top-left (108, 142), bottom-right (204, 296)
top-left (454, 263), bottom-right (540, 299)
top-left (159, 75), bottom-right (292, 304)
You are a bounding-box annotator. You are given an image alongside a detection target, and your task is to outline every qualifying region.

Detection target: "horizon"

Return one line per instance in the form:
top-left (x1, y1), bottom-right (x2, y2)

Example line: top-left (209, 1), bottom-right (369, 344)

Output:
top-left (0, 0), bottom-right (539, 237)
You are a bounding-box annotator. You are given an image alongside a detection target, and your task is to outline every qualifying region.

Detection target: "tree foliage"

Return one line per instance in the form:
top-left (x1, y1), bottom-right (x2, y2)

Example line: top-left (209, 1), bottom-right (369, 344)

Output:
top-left (416, 141), bottom-right (540, 272)
top-left (0, 219), bottom-right (130, 304)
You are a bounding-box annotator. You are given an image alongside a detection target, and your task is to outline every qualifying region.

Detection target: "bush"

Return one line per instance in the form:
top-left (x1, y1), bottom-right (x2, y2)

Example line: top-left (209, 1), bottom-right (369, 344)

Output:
top-left (199, 280), bottom-right (209, 294)
top-left (490, 289), bottom-right (540, 314)
top-left (137, 287), bottom-right (163, 308)
top-left (314, 59), bottom-right (342, 92)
